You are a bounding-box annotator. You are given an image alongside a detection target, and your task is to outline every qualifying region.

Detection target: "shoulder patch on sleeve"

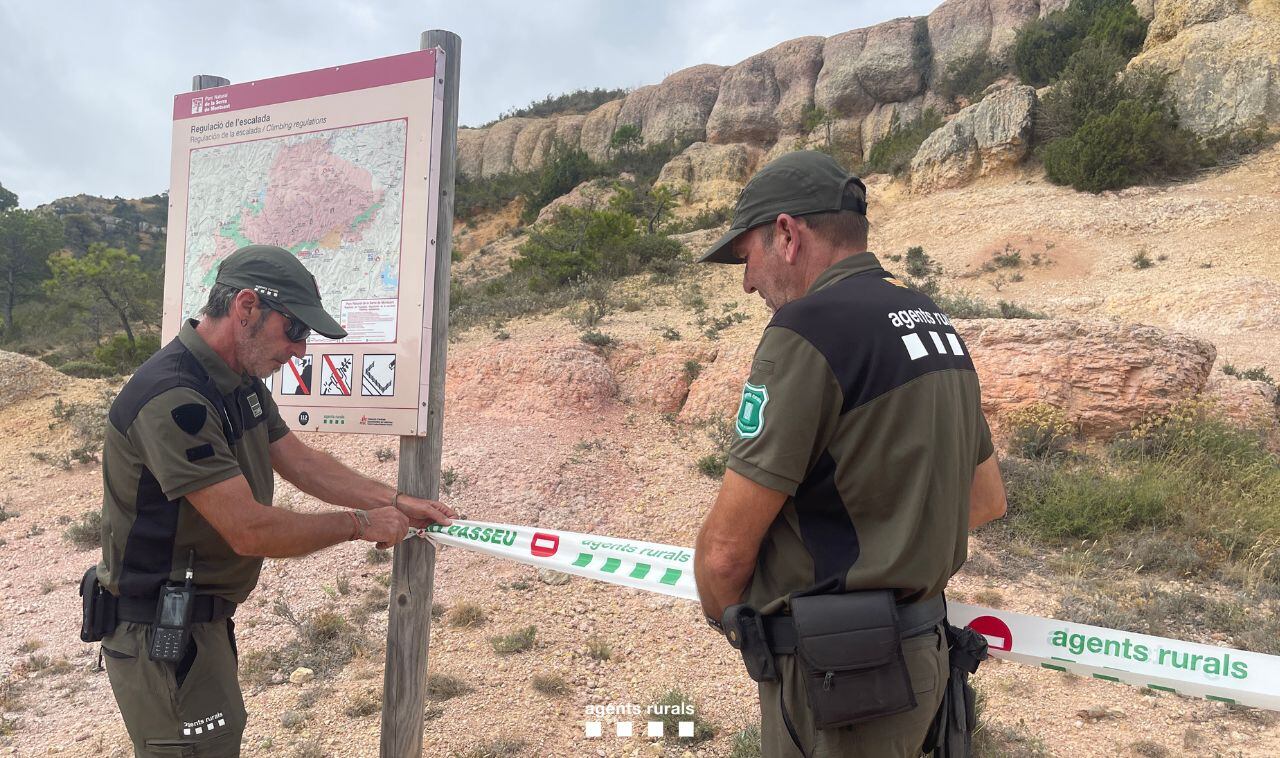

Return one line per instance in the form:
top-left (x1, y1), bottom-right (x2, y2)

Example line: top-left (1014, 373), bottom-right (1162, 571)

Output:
top-left (171, 403), bottom-right (208, 435)
top-left (185, 443), bottom-right (215, 462)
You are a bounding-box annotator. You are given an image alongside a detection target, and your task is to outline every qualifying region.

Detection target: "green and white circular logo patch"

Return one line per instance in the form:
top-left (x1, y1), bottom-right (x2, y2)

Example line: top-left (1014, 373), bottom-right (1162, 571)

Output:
top-left (735, 382), bottom-right (769, 439)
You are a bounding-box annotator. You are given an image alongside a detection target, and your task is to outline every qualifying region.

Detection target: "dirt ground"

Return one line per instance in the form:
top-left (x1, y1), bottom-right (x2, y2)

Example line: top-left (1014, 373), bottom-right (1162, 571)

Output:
top-left (1, 148), bottom-right (1278, 757)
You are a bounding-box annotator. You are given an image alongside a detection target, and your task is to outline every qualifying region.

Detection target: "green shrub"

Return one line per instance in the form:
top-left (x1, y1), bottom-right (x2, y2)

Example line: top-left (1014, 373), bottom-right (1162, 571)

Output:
top-left (512, 207), bottom-right (636, 288)
top-left (664, 206), bottom-right (732, 234)
top-left (426, 672), bottom-right (472, 701)
top-left (62, 510), bottom-right (101, 550)
top-left (57, 360), bottom-right (116, 378)
top-left (1041, 86), bottom-right (1200, 193)
top-left (1036, 41), bottom-right (1127, 143)
top-left (520, 141), bottom-right (597, 224)
top-left (490, 625), bottom-right (537, 654)
top-left (937, 52), bottom-right (1005, 105)
top-left (730, 725), bottom-right (763, 758)
top-left (696, 454), bottom-right (727, 478)
top-left (94, 333), bottom-right (160, 375)
top-left (532, 673), bottom-right (569, 695)
top-left (864, 110), bottom-right (944, 177)
top-left (1013, 0), bottom-right (1147, 87)
top-left (585, 636), bottom-right (612, 661)
top-left (903, 246), bottom-right (940, 279)
top-left (455, 171), bottom-right (530, 222)
top-left (580, 330), bottom-right (613, 348)
top-left (1222, 364), bottom-right (1275, 385)
top-left (486, 87), bottom-right (627, 125)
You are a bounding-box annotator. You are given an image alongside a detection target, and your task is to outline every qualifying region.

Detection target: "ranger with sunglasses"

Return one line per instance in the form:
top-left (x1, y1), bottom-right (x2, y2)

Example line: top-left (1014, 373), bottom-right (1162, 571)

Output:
top-left (88, 244), bottom-right (456, 757)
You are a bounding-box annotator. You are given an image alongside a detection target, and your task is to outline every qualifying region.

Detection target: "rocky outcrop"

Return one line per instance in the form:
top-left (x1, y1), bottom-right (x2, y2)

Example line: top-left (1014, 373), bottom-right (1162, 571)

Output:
top-left (610, 343), bottom-right (717, 414)
top-left (958, 320), bottom-right (1217, 437)
top-left (655, 142), bottom-right (764, 207)
top-left (706, 37), bottom-right (824, 145)
top-left (909, 86), bottom-right (1037, 192)
top-left (679, 338), bottom-right (758, 423)
top-left (534, 176), bottom-right (628, 224)
top-left (1130, 9), bottom-right (1280, 135)
top-left (446, 339), bottom-right (618, 415)
top-left (457, 0), bottom-right (1278, 194)
top-left (1203, 376), bottom-right (1278, 427)
top-left (1145, 0), bottom-right (1244, 46)
top-left (616, 65), bottom-right (725, 146)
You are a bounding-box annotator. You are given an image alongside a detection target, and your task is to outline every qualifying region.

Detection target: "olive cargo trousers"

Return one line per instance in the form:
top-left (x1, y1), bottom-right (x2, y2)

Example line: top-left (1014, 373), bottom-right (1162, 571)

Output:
top-left (102, 619), bottom-right (246, 757)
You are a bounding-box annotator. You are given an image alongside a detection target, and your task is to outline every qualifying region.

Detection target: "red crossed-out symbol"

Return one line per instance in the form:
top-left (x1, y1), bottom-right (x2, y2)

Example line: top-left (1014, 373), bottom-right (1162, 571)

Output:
top-left (967, 615), bottom-right (1014, 652)
top-left (530, 532), bottom-right (559, 558)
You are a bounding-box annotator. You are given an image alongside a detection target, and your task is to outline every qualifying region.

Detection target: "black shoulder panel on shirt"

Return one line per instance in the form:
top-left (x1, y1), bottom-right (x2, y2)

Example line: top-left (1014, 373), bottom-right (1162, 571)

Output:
top-left (769, 268), bottom-right (977, 414)
top-left (109, 337), bottom-right (228, 437)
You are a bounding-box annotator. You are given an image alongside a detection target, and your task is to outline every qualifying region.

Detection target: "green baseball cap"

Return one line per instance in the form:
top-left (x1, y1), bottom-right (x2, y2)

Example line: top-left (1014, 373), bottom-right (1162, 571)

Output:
top-left (699, 151), bottom-right (868, 264)
top-left (215, 245), bottom-right (348, 339)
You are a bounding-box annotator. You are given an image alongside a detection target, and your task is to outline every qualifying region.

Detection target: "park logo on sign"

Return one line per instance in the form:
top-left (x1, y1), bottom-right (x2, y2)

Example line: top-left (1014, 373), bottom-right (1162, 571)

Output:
top-left (735, 383), bottom-right (769, 439)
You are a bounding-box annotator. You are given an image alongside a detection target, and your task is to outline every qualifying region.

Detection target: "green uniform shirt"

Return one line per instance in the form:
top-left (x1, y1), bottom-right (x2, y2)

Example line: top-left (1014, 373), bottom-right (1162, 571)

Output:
top-left (98, 320), bottom-right (290, 603)
top-left (728, 253), bottom-right (993, 612)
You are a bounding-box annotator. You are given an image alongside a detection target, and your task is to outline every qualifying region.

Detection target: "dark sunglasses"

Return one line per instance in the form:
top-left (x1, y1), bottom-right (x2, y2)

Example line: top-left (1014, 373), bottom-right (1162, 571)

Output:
top-left (259, 299), bottom-right (311, 343)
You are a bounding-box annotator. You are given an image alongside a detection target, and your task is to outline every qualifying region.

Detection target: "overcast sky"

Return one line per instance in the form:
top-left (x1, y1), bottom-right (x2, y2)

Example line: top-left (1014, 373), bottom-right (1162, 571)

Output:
top-left (0, 1), bottom-right (940, 208)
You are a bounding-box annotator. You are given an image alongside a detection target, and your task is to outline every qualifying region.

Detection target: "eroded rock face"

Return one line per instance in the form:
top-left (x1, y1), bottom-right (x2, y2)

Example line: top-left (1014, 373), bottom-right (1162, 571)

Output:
top-left (1204, 376), bottom-right (1278, 427)
top-left (1145, 0), bottom-right (1244, 47)
top-left (447, 339), bottom-right (618, 416)
top-left (958, 319), bottom-right (1217, 437)
top-left (534, 176), bottom-right (628, 224)
top-left (579, 99), bottom-right (624, 163)
top-left (610, 342), bottom-right (718, 414)
top-left (1131, 11), bottom-right (1280, 135)
top-left (656, 142), bottom-right (764, 206)
top-left (909, 86), bottom-right (1037, 192)
top-left (618, 64), bottom-right (725, 146)
top-left (679, 338), bottom-right (758, 423)
top-left (926, 0), bottom-right (1041, 81)
top-left (706, 37), bottom-right (824, 145)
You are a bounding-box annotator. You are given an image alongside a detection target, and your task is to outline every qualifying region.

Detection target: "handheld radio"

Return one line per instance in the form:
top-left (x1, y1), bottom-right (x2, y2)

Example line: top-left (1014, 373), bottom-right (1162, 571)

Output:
top-left (148, 550), bottom-right (195, 662)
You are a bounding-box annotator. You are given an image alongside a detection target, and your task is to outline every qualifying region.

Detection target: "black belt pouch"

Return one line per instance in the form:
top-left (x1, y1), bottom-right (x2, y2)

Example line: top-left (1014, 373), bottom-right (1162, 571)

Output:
top-left (79, 566), bottom-right (117, 642)
top-left (790, 589), bottom-right (916, 728)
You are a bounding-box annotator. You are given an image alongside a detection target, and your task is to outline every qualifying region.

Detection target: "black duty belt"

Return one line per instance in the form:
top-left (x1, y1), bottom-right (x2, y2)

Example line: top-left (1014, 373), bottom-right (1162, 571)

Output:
top-left (115, 594), bottom-right (237, 624)
top-left (764, 593), bottom-right (945, 654)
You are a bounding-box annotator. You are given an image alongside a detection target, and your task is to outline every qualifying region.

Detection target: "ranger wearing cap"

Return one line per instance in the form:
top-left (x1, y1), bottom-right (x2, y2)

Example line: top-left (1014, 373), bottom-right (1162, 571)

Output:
top-left (92, 245), bottom-right (456, 757)
top-left (692, 152), bottom-right (1007, 757)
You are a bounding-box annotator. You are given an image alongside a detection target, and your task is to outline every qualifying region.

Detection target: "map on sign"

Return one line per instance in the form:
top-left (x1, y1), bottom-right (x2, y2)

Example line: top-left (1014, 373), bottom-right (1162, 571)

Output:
top-left (182, 120), bottom-right (407, 342)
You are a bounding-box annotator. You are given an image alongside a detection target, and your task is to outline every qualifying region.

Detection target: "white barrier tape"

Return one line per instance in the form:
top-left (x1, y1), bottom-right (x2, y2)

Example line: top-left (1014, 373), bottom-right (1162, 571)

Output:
top-left (412, 520), bottom-right (1280, 711)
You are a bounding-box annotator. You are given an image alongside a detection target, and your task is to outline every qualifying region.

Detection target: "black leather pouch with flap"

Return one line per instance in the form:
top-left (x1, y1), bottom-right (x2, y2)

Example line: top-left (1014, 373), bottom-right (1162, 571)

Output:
top-left (789, 589), bottom-right (915, 728)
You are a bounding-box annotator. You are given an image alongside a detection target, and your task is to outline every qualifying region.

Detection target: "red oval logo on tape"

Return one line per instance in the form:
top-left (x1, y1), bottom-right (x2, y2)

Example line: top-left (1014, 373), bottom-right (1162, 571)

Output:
top-left (531, 532), bottom-right (559, 558)
top-left (968, 615), bottom-right (1014, 652)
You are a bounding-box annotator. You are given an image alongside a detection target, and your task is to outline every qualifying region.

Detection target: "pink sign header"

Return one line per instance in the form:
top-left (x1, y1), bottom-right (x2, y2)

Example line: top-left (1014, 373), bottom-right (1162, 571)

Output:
top-left (173, 49), bottom-right (437, 121)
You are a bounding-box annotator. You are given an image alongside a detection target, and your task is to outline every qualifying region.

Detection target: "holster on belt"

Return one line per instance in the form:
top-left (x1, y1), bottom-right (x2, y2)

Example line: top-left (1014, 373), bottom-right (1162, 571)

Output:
top-left (723, 588), bottom-right (946, 730)
top-left (924, 622), bottom-right (990, 757)
top-left (79, 566), bottom-right (118, 643)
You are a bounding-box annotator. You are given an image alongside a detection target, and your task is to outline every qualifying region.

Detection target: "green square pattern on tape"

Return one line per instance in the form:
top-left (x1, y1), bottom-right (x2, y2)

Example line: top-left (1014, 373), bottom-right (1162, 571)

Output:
top-left (572, 553), bottom-right (593, 568)
top-left (1041, 663), bottom-right (1067, 672)
top-left (630, 563), bottom-right (651, 579)
top-left (1093, 674), bottom-right (1120, 683)
top-left (601, 558), bottom-right (621, 574)
top-left (1147, 684), bottom-right (1175, 693)
top-left (659, 568), bottom-right (682, 586)
top-left (1206, 695), bottom-right (1235, 704)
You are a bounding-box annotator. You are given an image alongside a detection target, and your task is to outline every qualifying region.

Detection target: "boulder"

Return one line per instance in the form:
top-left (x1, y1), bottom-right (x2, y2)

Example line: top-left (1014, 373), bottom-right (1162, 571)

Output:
top-left (1203, 376), bottom-right (1278, 427)
top-left (814, 29), bottom-right (877, 121)
top-left (446, 339), bottom-right (618, 416)
top-left (579, 99), bottom-right (624, 163)
top-left (456, 128), bottom-right (486, 177)
top-left (909, 85), bottom-right (1037, 192)
top-left (706, 37), bottom-right (824, 145)
top-left (474, 117), bottom-right (537, 177)
top-left (957, 319), bottom-right (1217, 437)
top-left (617, 64), bottom-right (724, 146)
top-left (1145, 0), bottom-right (1244, 47)
top-left (855, 18), bottom-right (928, 105)
top-left (511, 120), bottom-right (556, 173)
top-left (534, 176), bottom-right (628, 224)
top-left (656, 142), bottom-right (764, 207)
top-left (861, 98), bottom-right (927, 160)
top-left (1130, 11), bottom-right (1280, 135)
